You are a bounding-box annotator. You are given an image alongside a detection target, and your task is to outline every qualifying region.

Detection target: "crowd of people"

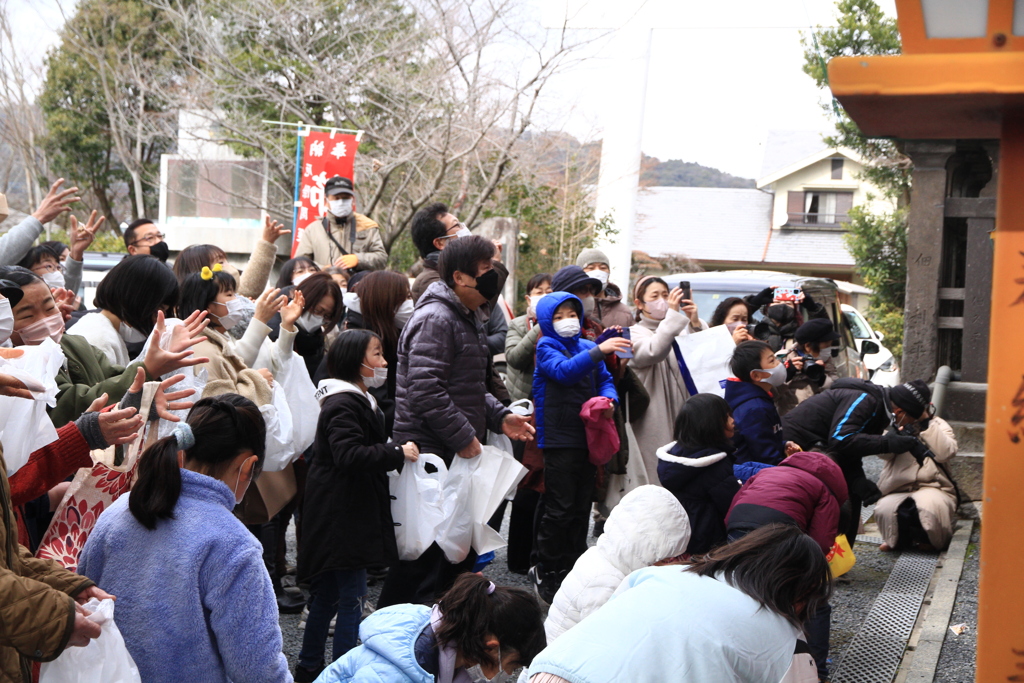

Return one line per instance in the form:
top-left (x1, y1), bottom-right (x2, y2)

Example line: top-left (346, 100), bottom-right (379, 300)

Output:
top-left (0, 175), bottom-right (962, 683)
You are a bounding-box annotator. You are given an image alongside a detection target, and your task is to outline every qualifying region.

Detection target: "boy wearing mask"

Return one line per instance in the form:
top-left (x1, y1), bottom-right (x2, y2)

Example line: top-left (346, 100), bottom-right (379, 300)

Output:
top-left (529, 292), bottom-right (628, 603)
top-left (725, 341), bottom-right (802, 481)
top-left (295, 176), bottom-right (388, 271)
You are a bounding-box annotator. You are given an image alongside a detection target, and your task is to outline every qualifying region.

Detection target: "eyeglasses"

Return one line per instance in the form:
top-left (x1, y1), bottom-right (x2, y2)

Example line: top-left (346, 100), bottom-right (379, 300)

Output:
top-left (33, 262), bottom-right (64, 275)
top-left (130, 232), bottom-right (165, 246)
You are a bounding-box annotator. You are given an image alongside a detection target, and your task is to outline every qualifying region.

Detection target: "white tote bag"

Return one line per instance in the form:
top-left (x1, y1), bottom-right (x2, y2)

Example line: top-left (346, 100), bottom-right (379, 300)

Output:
top-left (390, 453), bottom-right (448, 560)
top-left (0, 339), bottom-right (64, 476)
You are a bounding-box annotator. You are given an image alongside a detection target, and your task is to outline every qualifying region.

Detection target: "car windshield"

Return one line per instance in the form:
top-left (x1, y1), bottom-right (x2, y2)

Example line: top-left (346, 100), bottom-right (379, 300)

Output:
top-left (691, 290), bottom-right (765, 323)
top-left (844, 310), bottom-right (872, 339)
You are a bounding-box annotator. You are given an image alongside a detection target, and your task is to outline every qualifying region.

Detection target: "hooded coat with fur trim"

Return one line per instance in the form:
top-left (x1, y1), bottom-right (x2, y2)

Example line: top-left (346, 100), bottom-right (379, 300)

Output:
top-left (532, 292), bottom-right (618, 449)
top-left (726, 451), bottom-right (849, 554)
top-left (544, 485), bottom-right (691, 643)
top-left (656, 444), bottom-right (741, 555)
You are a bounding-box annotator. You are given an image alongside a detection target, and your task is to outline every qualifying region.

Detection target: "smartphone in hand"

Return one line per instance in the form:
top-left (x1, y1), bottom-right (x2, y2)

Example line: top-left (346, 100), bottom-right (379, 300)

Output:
top-left (615, 327), bottom-right (633, 359)
top-left (678, 280), bottom-right (691, 301)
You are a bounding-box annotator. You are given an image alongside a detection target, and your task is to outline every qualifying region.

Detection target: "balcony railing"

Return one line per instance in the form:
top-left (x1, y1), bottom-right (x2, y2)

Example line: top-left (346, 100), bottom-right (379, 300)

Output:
top-left (786, 212), bottom-right (850, 227)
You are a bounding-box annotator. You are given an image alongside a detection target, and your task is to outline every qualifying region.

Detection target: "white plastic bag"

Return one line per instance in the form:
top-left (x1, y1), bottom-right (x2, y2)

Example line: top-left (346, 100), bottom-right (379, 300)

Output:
top-left (39, 598), bottom-right (142, 683)
top-left (135, 317), bottom-right (208, 440)
top-left (435, 445), bottom-right (527, 562)
top-left (259, 385), bottom-right (297, 472)
top-left (675, 324), bottom-right (736, 397)
top-left (0, 339), bottom-right (63, 476)
top-left (254, 339), bottom-right (319, 465)
top-left (391, 453), bottom-right (448, 560)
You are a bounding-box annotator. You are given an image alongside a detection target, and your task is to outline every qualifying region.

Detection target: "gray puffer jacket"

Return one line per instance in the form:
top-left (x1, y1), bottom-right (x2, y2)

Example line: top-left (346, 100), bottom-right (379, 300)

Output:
top-left (393, 280), bottom-right (509, 462)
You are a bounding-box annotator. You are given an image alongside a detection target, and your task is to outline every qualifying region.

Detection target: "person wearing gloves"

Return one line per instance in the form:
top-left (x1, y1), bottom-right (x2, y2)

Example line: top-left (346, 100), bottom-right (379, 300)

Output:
top-left (528, 291), bottom-right (625, 603)
top-left (725, 341), bottom-right (802, 481)
top-left (0, 179), bottom-right (80, 267)
top-left (295, 175), bottom-right (388, 271)
top-left (629, 276), bottom-right (707, 484)
top-left (78, 395), bottom-right (292, 683)
top-left (379, 236), bottom-right (534, 607)
top-left (296, 329), bottom-right (419, 682)
top-left (575, 248), bottom-right (633, 329)
top-left (783, 378), bottom-right (936, 543)
top-left (874, 414), bottom-right (958, 552)
top-left (544, 485), bottom-right (690, 643)
top-left (776, 318), bottom-right (841, 414)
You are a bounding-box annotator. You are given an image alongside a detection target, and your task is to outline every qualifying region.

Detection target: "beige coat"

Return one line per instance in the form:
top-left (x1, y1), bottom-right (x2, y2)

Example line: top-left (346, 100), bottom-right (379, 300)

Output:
top-left (629, 309), bottom-right (707, 485)
top-left (295, 213), bottom-right (387, 270)
top-left (237, 238), bottom-right (278, 300)
top-left (874, 417), bottom-right (958, 550)
top-left (192, 329), bottom-right (273, 406)
top-left (0, 447), bottom-right (93, 683)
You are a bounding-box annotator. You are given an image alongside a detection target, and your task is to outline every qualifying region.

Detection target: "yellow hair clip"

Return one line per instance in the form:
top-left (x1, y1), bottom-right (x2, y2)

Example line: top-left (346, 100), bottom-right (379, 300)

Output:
top-left (212, 263), bottom-right (223, 272)
top-left (200, 266), bottom-right (213, 281)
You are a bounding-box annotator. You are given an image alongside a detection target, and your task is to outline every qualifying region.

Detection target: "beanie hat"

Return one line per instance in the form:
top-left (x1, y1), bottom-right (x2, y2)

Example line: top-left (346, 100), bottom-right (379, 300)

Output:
top-left (794, 318), bottom-right (841, 344)
top-left (551, 265), bottom-right (603, 296)
top-left (576, 248), bottom-right (610, 269)
top-left (889, 380), bottom-right (932, 418)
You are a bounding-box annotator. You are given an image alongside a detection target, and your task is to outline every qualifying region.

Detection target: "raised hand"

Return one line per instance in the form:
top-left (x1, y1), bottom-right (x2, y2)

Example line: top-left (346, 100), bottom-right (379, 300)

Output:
top-left (667, 287), bottom-right (685, 312)
top-left (51, 287), bottom-right (77, 321)
top-left (124, 367), bottom-right (196, 422)
top-left (254, 288), bottom-right (287, 325)
top-left (85, 391), bottom-right (143, 446)
top-left (32, 178), bottom-right (80, 224)
top-left (598, 336), bottom-right (632, 356)
top-left (280, 290), bottom-right (305, 332)
top-left (69, 210), bottom-right (105, 261)
top-left (143, 311), bottom-right (210, 378)
top-left (262, 216), bottom-right (289, 244)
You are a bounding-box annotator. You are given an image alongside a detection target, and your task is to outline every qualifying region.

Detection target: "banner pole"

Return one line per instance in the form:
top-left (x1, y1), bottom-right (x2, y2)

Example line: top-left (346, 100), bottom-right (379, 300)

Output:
top-left (290, 126), bottom-right (305, 257)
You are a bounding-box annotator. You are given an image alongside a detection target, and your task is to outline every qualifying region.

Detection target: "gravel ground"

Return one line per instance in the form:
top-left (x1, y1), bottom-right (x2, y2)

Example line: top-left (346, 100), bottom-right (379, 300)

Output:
top-left (278, 454), bottom-right (978, 680)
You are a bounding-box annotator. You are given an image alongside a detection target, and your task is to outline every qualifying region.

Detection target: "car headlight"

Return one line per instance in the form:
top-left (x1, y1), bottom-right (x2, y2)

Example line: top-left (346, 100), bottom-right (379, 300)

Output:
top-left (877, 356), bottom-right (897, 372)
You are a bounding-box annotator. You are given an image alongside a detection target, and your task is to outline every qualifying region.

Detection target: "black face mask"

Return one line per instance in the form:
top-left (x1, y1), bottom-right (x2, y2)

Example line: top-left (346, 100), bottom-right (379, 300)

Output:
top-left (148, 240), bottom-right (169, 263)
top-left (472, 268), bottom-right (501, 301)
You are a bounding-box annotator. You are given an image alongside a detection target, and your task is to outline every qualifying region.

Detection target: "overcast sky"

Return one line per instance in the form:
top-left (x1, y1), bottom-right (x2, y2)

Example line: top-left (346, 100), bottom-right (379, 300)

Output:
top-left (10, 0), bottom-right (897, 180)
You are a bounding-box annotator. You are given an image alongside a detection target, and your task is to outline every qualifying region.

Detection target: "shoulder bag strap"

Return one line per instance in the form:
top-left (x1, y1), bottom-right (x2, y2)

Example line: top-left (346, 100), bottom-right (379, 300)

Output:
top-left (670, 340), bottom-right (699, 397)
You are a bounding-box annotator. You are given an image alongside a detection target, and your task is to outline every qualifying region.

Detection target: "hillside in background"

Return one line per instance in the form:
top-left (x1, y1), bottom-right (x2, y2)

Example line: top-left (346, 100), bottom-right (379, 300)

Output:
top-left (641, 154), bottom-right (756, 188)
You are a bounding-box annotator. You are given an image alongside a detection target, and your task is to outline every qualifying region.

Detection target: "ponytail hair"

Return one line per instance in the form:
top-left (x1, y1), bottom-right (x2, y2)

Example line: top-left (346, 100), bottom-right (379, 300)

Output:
top-left (435, 573), bottom-right (546, 670)
top-left (129, 394), bottom-right (267, 530)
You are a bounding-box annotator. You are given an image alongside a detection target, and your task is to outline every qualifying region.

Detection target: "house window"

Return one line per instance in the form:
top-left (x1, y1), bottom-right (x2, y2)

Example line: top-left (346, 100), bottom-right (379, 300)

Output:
top-left (786, 190), bottom-right (853, 226)
top-left (831, 158), bottom-right (844, 179)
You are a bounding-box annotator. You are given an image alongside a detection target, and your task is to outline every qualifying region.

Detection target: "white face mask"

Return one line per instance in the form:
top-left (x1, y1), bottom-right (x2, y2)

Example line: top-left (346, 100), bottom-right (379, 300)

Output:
top-left (293, 272), bottom-right (313, 286)
top-left (362, 363), bottom-right (388, 388)
top-left (342, 290), bottom-right (361, 314)
top-left (118, 321), bottom-right (148, 344)
top-left (755, 362), bottom-right (788, 387)
top-left (0, 297), bottom-right (13, 344)
top-left (329, 198), bottom-right (353, 218)
top-left (527, 294), bottom-right (546, 316)
top-left (42, 271), bottom-right (65, 290)
top-left (297, 311), bottom-right (324, 334)
top-left (454, 227), bottom-right (472, 239)
top-left (233, 461), bottom-right (251, 504)
top-left (467, 647), bottom-right (509, 683)
top-left (553, 317), bottom-right (580, 338)
top-left (587, 269), bottom-right (609, 286)
top-left (394, 299), bottom-right (414, 329)
top-left (212, 297), bottom-right (246, 331)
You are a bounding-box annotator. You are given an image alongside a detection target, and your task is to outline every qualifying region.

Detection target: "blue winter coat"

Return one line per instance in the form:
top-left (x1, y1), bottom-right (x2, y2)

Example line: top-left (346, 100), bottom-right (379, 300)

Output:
top-left (725, 379), bottom-right (787, 469)
top-left (317, 604), bottom-right (435, 683)
top-left (77, 469), bottom-right (290, 683)
top-left (532, 292), bottom-right (617, 449)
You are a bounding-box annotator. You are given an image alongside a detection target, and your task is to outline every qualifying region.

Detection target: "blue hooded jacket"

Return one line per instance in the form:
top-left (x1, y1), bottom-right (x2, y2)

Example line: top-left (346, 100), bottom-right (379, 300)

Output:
top-left (317, 604), bottom-right (435, 683)
top-left (532, 291), bottom-right (618, 449)
top-left (725, 378), bottom-right (787, 472)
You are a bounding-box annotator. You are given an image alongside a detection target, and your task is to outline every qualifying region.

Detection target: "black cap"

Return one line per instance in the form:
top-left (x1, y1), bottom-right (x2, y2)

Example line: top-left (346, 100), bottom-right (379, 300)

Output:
top-left (890, 380), bottom-right (932, 418)
top-left (550, 265), bottom-right (602, 297)
top-left (0, 279), bottom-right (22, 307)
top-left (324, 176), bottom-right (355, 197)
top-left (794, 318), bottom-right (841, 344)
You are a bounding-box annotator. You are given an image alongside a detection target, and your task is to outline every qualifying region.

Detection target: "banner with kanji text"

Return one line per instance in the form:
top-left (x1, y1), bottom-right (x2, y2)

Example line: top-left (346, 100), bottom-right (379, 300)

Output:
top-left (291, 130), bottom-right (361, 256)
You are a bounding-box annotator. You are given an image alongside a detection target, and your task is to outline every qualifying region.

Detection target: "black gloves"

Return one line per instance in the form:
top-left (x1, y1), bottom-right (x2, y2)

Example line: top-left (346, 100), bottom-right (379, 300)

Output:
top-left (747, 287), bottom-right (775, 309)
top-left (907, 439), bottom-right (935, 466)
top-left (886, 433), bottom-right (920, 455)
top-left (849, 477), bottom-right (882, 506)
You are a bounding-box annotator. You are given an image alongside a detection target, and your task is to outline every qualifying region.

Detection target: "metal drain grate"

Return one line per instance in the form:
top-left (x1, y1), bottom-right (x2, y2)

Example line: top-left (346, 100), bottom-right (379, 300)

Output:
top-left (829, 550), bottom-right (939, 683)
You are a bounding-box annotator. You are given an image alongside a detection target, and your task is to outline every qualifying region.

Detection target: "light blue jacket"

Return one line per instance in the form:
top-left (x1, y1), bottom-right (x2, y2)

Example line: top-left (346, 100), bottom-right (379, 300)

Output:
top-left (78, 469), bottom-right (291, 683)
top-left (528, 565), bottom-right (804, 683)
top-left (316, 604), bottom-right (435, 683)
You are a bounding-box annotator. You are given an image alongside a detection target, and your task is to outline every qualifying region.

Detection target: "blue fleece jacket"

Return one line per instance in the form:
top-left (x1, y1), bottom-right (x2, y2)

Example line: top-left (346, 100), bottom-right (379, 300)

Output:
top-left (317, 604), bottom-right (435, 683)
top-left (78, 469), bottom-right (291, 683)
top-left (531, 292), bottom-right (617, 449)
top-left (725, 379), bottom-right (787, 475)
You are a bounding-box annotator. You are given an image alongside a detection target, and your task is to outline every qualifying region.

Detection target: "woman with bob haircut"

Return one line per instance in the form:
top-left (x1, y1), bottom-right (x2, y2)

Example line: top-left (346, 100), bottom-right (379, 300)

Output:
top-left (526, 524), bottom-right (830, 683)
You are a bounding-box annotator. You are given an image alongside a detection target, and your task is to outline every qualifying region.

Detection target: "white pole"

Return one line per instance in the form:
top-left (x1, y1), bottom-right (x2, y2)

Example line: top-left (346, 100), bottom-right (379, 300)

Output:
top-left (593, 27), bottom-right (652, 298)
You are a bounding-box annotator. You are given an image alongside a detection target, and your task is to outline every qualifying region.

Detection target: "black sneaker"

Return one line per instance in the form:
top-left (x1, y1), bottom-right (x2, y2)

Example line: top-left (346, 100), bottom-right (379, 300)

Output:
top-left (528, 565), bottom-right (558, 605)
top-left (593, 519), bottom-right (605, 538)
top-left (293, 663), bottom-right (324, 682)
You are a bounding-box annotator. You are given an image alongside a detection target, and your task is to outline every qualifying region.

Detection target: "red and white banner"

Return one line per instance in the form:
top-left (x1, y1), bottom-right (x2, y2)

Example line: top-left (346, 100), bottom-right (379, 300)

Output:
top-left (291, 130), bottom-right (361, 257)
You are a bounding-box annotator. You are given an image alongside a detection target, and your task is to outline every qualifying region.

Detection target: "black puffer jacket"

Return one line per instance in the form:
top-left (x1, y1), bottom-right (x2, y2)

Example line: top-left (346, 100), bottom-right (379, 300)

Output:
top-left (656, 443), bottom-right (741, 555)
top-left (393, 281), bottom-right (509, 463)
top-left (298, 385), bottom-right (405, 582)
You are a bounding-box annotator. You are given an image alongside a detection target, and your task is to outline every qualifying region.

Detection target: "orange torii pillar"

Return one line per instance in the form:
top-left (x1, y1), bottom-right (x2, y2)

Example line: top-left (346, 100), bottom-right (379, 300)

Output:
top-left (827, 0), bottom-right (1024, 678)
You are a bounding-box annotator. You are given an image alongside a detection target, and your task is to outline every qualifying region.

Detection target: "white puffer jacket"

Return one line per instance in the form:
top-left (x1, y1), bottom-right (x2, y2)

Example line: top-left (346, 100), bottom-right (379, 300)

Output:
top-left (544, 485), bottom-right (691, 643)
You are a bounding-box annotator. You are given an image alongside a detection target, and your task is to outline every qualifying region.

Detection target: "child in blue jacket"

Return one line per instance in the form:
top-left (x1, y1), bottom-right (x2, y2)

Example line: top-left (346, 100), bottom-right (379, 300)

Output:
top-left (528, 291), bottom-right (627, 604)
top-left (725, 341), bottom-right (802, 481)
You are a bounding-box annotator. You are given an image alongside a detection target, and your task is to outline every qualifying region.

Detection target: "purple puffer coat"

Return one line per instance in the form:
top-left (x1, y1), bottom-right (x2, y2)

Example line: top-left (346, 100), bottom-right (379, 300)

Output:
top-left (393, 280), bottom-right (508, 462)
